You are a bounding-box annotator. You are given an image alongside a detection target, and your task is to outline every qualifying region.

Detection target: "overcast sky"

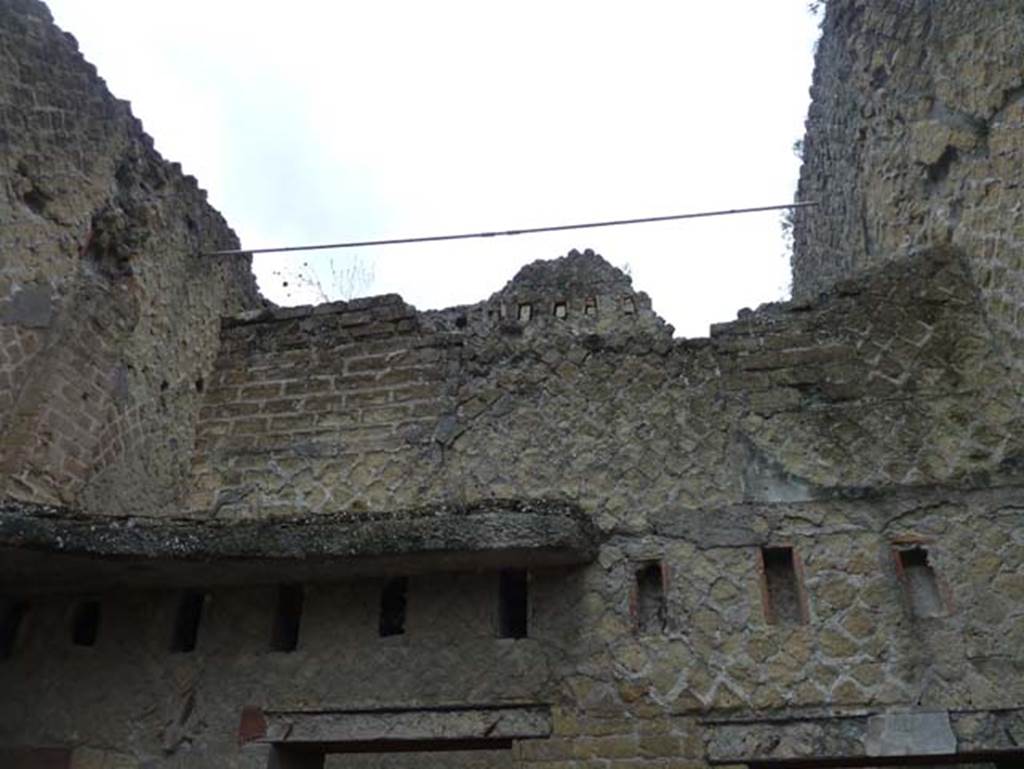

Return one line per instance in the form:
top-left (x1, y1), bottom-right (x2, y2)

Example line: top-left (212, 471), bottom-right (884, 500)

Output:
top-left (46, 1), bottom-right (821, 338)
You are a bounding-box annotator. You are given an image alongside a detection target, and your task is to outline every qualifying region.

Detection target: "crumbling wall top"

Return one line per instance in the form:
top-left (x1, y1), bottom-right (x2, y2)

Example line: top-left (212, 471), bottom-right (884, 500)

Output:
top-left (792, 0), bottom-right (1024, 370)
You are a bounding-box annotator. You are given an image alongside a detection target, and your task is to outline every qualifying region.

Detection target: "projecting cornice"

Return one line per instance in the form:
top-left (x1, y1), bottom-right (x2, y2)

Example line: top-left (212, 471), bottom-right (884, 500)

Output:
top-left (0, 498), bottom-right (599, 593)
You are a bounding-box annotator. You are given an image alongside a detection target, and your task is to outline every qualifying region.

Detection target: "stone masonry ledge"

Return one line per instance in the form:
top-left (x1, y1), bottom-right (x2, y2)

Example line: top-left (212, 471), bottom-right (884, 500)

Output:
top-left (703, 707), bottom-right (1024, 765)
top-left (0, 499), bottom-right (600, 594)
top-left (223, 293), bottom-right (414, 328)
top-left (239, 703), bottom-right (553, 747)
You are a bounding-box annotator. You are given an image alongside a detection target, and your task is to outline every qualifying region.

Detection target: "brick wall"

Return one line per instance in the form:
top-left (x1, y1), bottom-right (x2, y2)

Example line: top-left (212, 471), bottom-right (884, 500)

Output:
top-left (190, 295), bottom-right (448, 517)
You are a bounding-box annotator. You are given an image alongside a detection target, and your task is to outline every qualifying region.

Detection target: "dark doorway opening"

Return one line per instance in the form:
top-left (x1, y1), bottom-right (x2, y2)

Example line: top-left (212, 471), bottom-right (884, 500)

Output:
top-left (271, 738), bottom-right (516, 769)
top-left (748, 752), bottom-right (1024, 768)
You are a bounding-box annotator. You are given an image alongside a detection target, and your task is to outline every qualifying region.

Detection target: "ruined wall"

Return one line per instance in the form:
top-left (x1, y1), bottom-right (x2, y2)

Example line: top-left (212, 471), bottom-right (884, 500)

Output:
top-left (8, 240), bottom-right (1024, 765)
top-left (39, 247), bottom-right (1004, 766)
top-left (190, 249), bottom-right (1023, 525)
top-left (0, 0), bottom-right (262, 514)
top-left (4, 248), bottom-right (1024, 766)
top-left (188, 251), bottom-right (672, 520)
top-left (3, 0), bottom-right (1024, 767)
top-left (792, 0), bottom-right (1024, 370)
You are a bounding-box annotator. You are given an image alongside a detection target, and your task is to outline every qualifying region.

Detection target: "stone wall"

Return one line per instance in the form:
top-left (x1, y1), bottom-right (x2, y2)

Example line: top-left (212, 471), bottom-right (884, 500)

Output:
top-left (792, 0), bottom-right (1024, 371)
top-left (2, 484), bottom-right (1023, 767)
top-left (190, 248), bottom-right (1023, 525)
top-left (5, 243), bottom-right (1023, 767)
top-left (0, 0), bottom-right (262, 515)
top-left (189, 251), bottom-right (672, 520)
top-left (0, 246), bottom-right (1004, 766)
top-left (3, 1), bottom-right (1024, 767)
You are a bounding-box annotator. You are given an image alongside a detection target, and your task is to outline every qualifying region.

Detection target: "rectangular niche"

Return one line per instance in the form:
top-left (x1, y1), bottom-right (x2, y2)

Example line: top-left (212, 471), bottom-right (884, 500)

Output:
top-left (760, 546), bottom-right (808, 625)
top-left (0, 599), bottom-right (29, 660)
top-left (271, 585), bottom-right (305, 652)
top-left (171, 590), bottom-right (207, 653)
top-left (634, 562), bottom-right (667, 634)
top-left (895, 546), bottom-right (947, 618)
top-left (71, 600), bottom-right (101, 647)
top-left (379, 577), bottom-right (408, 637)
top-left (498, 569), bottom-right (528, 639)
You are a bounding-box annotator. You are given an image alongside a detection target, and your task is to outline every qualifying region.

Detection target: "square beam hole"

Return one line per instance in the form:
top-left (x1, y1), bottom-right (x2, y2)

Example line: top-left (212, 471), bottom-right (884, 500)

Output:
top-left (379, 577), bottom-right (408, 637)
top-left (634, 562), bottom-right (667, 634)
top-left (71, 600), bottom-right (101, 647)
top-left (1, 599), bottom-right (29, 660)
top-left (761, 546), bottom-right (807, 625)
top-left (271, 585), bottom-right (304, 652)
top-left (498, 570), bottom-right (528, 639)
top-left (171, 590), bottom-right (206, 653)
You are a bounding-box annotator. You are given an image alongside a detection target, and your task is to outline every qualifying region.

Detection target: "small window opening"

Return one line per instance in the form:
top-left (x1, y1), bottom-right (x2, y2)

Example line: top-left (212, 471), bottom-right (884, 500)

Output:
top-left (71, 600), bottom-right (101, 647)
top-left (622, 297), bottom-right (636, 314)
top-left (270, 585), bottom-right (304, 652)
top-left (1, 600), bottom-right (29, 660)
top-left (635, 562), bottom-right (666, 634)
top-left (584, 297), bottom-right (597, 316)
top-left (553, 301), bottom-right (567, 319)
top-left (379, 577), bottom-right (408, 637)
top-left (171, 591), bottom-right (206, 653)
top-left (498, 570), bottom-right (529, 638)
top-left (897, 547), bottom-right (945, 618)
top-left (517, 303), bottom-right (532, 322)
top-left (761, 547), bottom-right (806, 625)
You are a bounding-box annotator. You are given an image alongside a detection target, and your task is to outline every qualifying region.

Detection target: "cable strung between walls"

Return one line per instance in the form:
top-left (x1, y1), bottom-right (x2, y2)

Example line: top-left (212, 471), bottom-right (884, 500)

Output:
top-left (203, 201), bottom-right (817, 257)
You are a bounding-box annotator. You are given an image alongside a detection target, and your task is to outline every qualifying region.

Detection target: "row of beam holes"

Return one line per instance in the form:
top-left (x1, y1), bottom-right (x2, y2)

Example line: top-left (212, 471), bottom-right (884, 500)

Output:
top-left (515, 297), bottom-right (631, 322)
top-left (0, 550), bottom-right (946, 657)
top-left (381, 571), bottom-right (528, 640)
top-left (0, 571), bottom-right (530, 660)
top-left (168, 587), bottom-right (301, 654)
top-left (633, 545), bottom-right (947, 633)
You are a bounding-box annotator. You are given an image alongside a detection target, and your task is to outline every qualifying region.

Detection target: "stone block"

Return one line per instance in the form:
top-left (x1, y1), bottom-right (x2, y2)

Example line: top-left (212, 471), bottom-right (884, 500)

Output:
top-left (865, 711), bottom-right (956, 757)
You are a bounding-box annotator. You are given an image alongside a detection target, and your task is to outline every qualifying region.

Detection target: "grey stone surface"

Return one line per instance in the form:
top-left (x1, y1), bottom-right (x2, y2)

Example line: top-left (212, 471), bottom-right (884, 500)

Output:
top-left (704, 716), bottom-right (868, 763)
top-left (256, 705), bottom-right (552, 744)
top-left (0, 498), bottom-right (599, 592)
top-left (705, 708), bottom-right (1022, 763)
top-left (0, 284), bottom-right (53, 328)
top-left (865, 711), bottom-right (957, 757)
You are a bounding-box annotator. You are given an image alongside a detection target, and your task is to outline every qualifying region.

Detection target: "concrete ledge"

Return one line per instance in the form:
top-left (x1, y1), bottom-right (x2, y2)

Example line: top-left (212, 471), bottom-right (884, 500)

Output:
top-left (0, 499), bottom-right (600, 593)
top-left (241, 704), bottom-right (552, 747)
top-left (223, 294), bottom-right (413, 327)
top-left (703, 708), bottom-right (1024, 765)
